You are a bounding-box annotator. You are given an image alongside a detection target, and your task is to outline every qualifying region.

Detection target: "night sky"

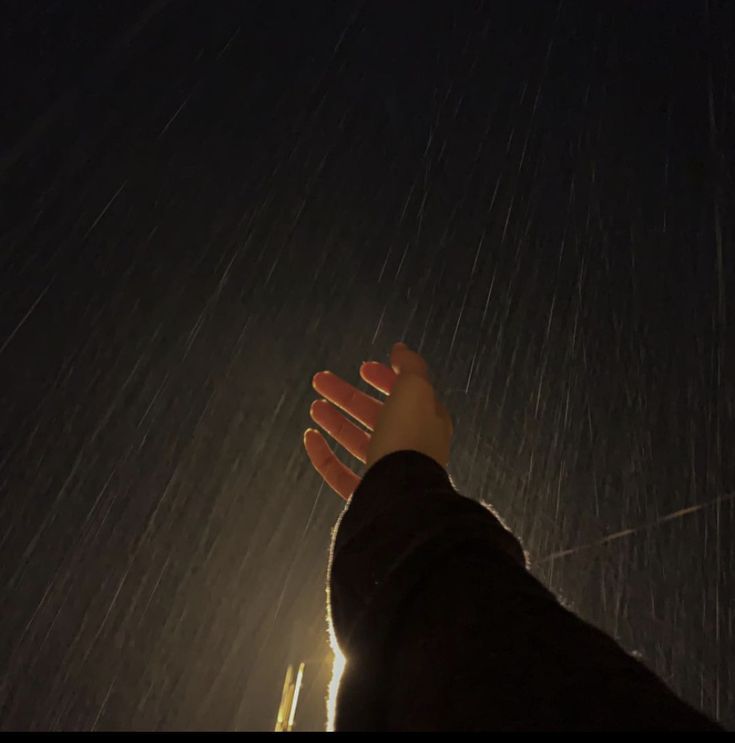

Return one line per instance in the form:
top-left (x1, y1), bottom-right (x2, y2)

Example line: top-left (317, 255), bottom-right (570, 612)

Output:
top-left (1, 0), bottom-right (733, 731)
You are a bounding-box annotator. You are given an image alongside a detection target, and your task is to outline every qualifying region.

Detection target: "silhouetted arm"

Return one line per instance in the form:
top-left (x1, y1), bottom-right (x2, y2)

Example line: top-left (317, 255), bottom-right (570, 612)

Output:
top-left (327, 450), bottom-right (722, 731)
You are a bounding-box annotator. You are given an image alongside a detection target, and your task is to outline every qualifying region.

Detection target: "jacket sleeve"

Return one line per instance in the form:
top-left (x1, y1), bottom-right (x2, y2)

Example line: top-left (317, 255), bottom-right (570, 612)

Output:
top-left (327, 449), bottom-right (723, 731)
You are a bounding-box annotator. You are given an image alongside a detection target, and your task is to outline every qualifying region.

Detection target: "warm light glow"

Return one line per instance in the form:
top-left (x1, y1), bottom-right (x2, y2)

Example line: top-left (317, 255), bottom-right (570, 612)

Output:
top-left (287, 662), bottom-right (305, 731)
top-left (325, 629), bottom-right (347, 732)
top-left (274, 664), bottom-right (295, 732)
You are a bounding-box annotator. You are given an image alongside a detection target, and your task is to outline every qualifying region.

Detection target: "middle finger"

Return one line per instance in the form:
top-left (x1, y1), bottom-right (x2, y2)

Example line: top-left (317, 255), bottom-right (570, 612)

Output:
top-left (312, 371), bottom-right (383, 430)
top-left (310, 399), bottom-right (371, 463)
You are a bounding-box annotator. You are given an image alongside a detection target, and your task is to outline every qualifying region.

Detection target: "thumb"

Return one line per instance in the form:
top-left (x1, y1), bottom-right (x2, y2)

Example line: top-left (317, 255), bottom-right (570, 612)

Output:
top-left (390, 342), bottom-right (431, 380)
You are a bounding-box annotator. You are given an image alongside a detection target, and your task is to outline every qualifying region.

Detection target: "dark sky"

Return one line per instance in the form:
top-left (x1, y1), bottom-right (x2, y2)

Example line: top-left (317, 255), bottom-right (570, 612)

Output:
top-left (1, 0), bottom-right (733, 731)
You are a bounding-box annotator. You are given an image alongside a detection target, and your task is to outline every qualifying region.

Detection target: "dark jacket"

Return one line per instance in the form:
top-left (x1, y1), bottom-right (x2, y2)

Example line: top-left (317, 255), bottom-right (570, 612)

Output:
top-left (327, 450), bottom-right (723, 731)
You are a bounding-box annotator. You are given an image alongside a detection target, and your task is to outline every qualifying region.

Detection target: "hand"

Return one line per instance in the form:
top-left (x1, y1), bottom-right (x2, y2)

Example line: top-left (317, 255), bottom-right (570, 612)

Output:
top-left (304, 342), bottom-right (454, 500)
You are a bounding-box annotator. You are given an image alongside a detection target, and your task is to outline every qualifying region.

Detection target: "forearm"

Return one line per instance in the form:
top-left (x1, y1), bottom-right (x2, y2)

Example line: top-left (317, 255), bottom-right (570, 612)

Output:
top-left (327, 450), bottom-right (722, 731)
top-left (382, 544), bottom-right (723, 731)
top-left (328, 449), bottom-right (526, 660)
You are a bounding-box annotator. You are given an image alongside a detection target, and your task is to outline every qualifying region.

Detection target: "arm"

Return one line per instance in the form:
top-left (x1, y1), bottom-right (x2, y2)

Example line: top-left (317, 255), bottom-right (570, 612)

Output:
top-left (328, 450), bottom-right (723, 731)
top-left (305, 342), bottom-right (722, 731)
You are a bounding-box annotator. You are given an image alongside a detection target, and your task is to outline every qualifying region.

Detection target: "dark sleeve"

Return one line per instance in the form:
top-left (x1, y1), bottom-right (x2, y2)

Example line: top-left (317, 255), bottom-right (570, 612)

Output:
top-left (327, 450), bottom-right (723, 732)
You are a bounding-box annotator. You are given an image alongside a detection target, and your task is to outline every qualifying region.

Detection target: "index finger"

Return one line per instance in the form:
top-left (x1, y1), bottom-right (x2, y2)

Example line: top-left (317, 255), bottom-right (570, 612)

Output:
top-left (312, 371), bottom-right (383, 431)
top-left (359, 361), bottom-right (397, 395)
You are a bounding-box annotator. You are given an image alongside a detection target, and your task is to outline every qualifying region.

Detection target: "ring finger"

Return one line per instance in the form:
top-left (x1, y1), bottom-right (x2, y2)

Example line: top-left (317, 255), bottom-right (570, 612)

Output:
top-left (310, 398), bottom-right (371, 463)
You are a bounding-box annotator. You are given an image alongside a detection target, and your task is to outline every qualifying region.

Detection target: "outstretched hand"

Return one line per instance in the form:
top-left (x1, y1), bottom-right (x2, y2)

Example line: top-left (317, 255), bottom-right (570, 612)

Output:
top-left (304, 342), bottom-right (453, 500)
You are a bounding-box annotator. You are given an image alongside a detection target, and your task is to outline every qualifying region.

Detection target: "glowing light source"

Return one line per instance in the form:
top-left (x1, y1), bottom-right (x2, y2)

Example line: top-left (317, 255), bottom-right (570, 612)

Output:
top-left (275, 664), bottom-right (294, 732)
top-left (326, 643), bottom-right (347, 732)
top-left (288, 662), bottom-right (305, 731)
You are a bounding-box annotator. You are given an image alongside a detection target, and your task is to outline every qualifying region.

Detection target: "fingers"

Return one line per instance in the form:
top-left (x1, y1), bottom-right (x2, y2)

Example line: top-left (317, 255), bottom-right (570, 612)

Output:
top-left (310, 399), bottom-right (370, 463)
top-left (359, 361), bottom-right (397, 395)
top-left (312, 371), bottom-right (383, 431)
top-left (390, 342), bottom-right (431, 380)
top-left (303, 428), bottom-right (360, 501)
top-left (305, 343), bottom-right (442, 501)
